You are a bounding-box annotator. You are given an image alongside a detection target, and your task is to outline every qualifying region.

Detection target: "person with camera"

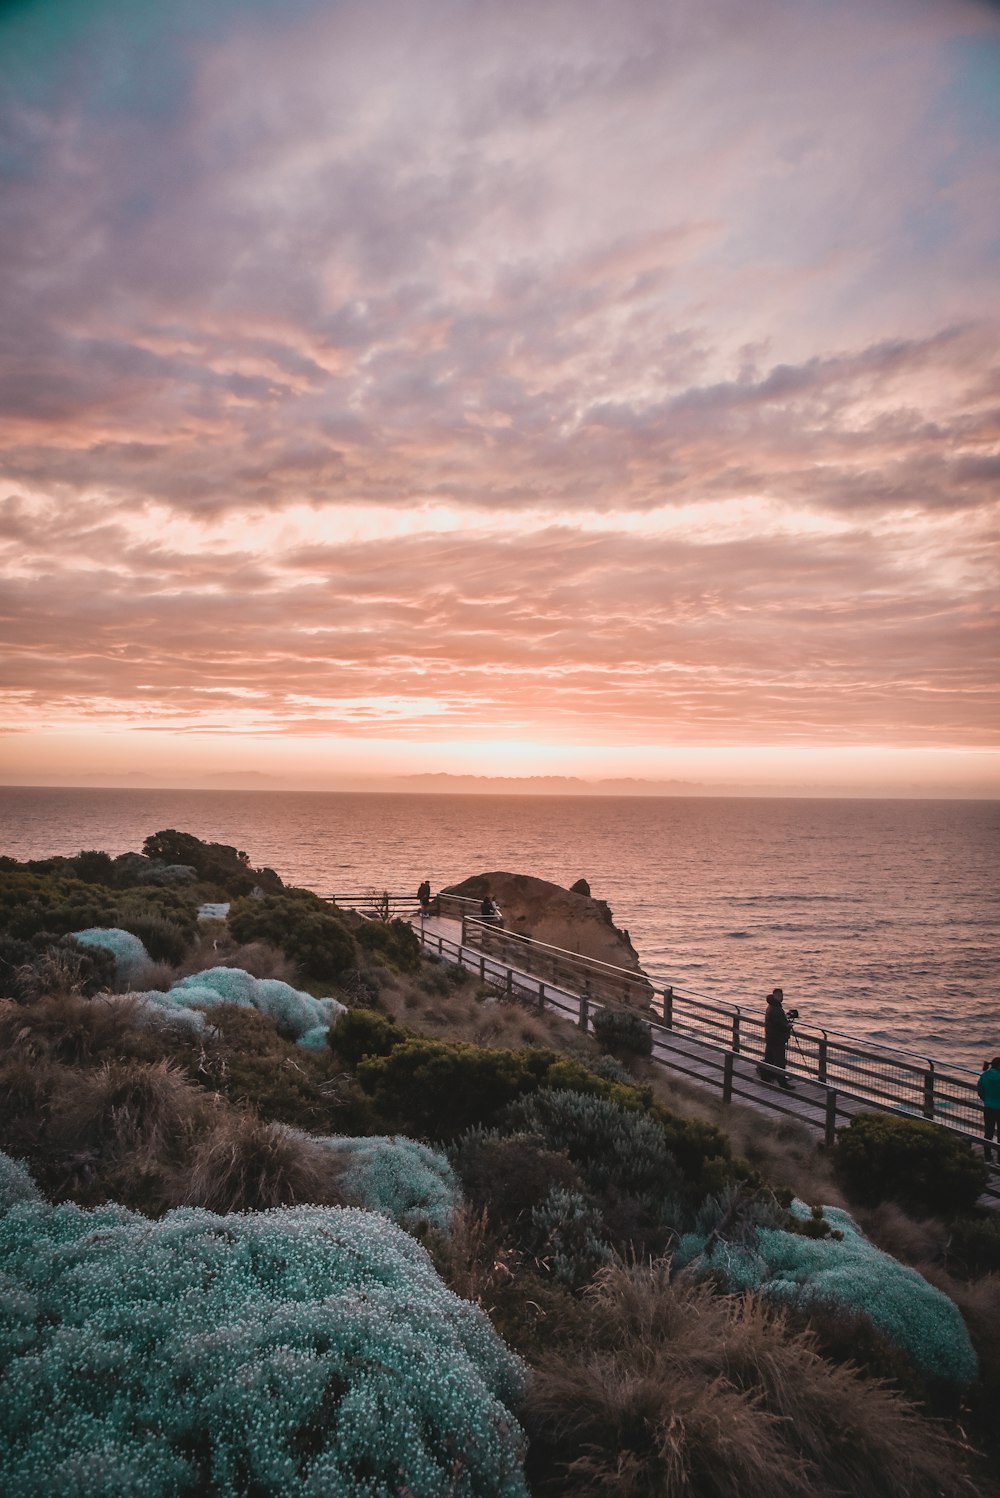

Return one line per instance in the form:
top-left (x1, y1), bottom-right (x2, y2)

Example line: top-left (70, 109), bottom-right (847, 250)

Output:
top-left (757, 987), bottom-right (798, 1090)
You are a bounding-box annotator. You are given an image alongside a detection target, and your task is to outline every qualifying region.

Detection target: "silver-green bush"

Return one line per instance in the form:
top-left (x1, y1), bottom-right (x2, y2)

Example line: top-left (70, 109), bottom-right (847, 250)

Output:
top-left (0, 1157), bottom-right (527, 1496)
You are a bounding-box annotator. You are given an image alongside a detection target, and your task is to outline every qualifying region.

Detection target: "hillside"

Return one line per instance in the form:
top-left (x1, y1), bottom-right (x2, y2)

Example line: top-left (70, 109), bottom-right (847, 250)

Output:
top-left (0, 833), bottom-right (998, 1497)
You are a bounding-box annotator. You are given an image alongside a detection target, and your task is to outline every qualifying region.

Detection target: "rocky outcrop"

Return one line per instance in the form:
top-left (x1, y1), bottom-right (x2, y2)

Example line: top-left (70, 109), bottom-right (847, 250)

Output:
top-left (441, 872), bottom-right (653, 1006)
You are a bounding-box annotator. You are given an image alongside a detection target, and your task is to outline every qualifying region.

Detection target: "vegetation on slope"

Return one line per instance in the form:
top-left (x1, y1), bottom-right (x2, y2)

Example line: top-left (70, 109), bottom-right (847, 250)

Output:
top-left (0, 833), bottom-right (998, 1497)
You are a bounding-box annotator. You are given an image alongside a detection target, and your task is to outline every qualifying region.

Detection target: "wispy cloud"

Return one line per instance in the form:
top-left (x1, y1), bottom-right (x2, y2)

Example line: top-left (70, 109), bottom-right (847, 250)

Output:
top-left (1, 0), bottom-right (998, 783)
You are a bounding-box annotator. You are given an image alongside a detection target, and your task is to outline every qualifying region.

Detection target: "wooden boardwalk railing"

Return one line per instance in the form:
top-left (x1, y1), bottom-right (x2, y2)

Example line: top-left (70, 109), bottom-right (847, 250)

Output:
top-left (323, 887), bottom-right (999, 1198)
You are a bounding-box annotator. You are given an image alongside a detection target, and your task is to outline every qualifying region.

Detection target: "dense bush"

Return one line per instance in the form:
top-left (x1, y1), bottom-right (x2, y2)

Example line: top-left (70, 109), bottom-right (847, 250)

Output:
top-left (355, 916), bottom-right (422, 971)
top-left (945, 1213), bottom-right (1000, 1279)
top-left (328, 1006), bottom-right (404, 1068)
top-left (228, 892), bottom-right (357, 980)
top-left (72, 926), bottom-right (151, 986)
top-left (115, 910), bottom-right (192, 965)
top-left (834, 1112), bottom-right (989, 1217)
top-left (530, 1187), bottom-right (617, 1288)
top-left (0, 933), bottom-right (117, 1001)
top-left (321, 1135), bottom-right (461, 1231)
top-left (451, 1130), bottom-right (585, 1229)
top-left (156, 966), bottom-right (345, 1043)
top-left (503, 1089), bottom-right (684, 1221)
top-left (674, 1203), bottom-right (978, 1386)
top-left (0, 872), bottom-right (117, 940)
top-left (591, 1005), bottom-right (653, 1058)
top-left (0, 1164), bottom-right (529, 1496)
top-left (142, 829), bottom-right (284, 895)
top-left (357, 1040), bottom-right (547, 1141)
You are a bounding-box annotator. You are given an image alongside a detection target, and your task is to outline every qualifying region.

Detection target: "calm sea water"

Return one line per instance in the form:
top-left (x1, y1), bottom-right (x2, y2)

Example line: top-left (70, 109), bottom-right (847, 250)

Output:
top-left (1, 787), bottom-right (997, 1070)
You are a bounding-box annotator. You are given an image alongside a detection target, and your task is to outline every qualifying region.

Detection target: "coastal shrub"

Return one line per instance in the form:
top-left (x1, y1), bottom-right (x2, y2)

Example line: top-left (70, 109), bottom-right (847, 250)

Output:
top-left (945, 1212), bottom-right (1000, 1279)
top-left (0, 872), bottom-right (116, 940)
top-left (591, 1005), bottom-right (653, 1058)
top-left (0, 933), bottom-right (117, 1001)
top-left (168, 966), bottom-right (345, 1041)
top-left (451, 1130), bottom-right (584, 1228)
top-left (142, 829), bottom-right (284, 895)
top-left (0, 1170), bottom-right (529, 1497)
top-left (357, 1039), bottom-right (542, 1141)
top-left (328, 1006), bottom-right (404, 1068)
top-left (228, 892), bottom-right (356, 980)
top-left (530, 1187), bottom-right (617, 1289)
top-left (673, 1203), bottom-right (977, 1386)
top-left (524, 1260), bottom-right (976, 1498)
top-left (355, 916), bottom-right (422, 971)
top-left (834, 1112), bottom-right (989, 1217)
top-left (71, 926), bottom-right (151, 986)
top-left (176, 1004), bottom-right (362, 1134)
top-left (116, 910), bottom-right (192, 965)
top-left (503, 1090), bottom-right (684, 1213)
top-left (321, 1135), bottom-right (461, 1232)
top-left (0, 988), bottom-right (143, 1066)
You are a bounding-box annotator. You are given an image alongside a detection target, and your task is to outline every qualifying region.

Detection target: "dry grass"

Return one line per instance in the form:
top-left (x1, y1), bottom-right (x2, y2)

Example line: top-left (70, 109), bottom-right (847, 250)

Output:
top-left (853, 1200), bottom-right (950, 1267)
top-left (53, 1058), bottom-right (209, 1159)
top-left (524, 1259), bottom-right (984, 1498)
top-left (182, 1112), bottom-right (344, 1214)
top-left (172, 930), bottom-right (302, 984)
top-left (0, 990), bottom-right (148, 1066)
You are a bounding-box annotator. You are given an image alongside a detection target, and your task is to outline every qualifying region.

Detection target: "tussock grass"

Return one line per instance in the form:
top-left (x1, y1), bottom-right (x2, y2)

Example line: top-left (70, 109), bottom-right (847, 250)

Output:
top-left (525, 1259), bottom-right (982, 1498)
top-left (0, 990), bottom-right (146, 1065)
top-left (54, 1058), bottom-right (208, 1159)
top-left (183, 1112), bottom-right (345, 1214)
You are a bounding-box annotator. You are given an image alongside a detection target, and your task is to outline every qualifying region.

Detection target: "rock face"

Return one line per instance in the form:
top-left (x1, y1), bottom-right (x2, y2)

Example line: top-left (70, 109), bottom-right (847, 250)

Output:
top-left (442, 872), bottom-right (652, 1006)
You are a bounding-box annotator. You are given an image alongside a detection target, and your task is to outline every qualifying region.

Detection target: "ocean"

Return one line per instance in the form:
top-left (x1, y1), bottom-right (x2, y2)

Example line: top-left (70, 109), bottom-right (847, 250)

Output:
top-left (1, 786), bottom-right (997, 1070)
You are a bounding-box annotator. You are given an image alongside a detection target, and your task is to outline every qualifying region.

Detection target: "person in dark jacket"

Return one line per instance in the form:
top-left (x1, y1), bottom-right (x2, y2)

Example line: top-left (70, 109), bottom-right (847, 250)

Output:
top-left (757, 987), bottom-right (797, 1090)
top-left (977, 1057), bottom-right (1000, 1162)
top-left (417, 879), bottom-right (431, 918)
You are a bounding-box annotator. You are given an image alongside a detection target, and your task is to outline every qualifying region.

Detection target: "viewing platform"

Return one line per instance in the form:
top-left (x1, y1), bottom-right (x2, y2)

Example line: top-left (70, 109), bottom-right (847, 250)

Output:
top-left (322, 888), bottom-right (1000, 1202)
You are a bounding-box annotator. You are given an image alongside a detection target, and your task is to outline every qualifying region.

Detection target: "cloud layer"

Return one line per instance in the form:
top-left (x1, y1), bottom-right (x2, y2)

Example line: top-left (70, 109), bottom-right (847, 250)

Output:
top-left (1, 0), bottom-right (998, 784)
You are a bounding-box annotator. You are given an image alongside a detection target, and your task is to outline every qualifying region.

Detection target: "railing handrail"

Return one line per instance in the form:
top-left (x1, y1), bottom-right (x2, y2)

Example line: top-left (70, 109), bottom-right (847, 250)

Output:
top-left (327, 885), bottom-right (982, 1083)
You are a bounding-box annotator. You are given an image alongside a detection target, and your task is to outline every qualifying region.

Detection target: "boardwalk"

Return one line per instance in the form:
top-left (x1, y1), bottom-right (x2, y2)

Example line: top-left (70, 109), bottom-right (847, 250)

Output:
top-left (410, 910), bottom-right (1000, 1201)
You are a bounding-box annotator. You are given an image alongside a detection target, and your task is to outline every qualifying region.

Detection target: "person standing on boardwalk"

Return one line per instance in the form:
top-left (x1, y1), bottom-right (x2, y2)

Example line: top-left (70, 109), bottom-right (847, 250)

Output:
top-left (417, 879), bottom-right (431, 918)
top-left (757, 987), bottom-right (797, 1091)
top-left (977, 1057), bottom-right (1000, 1162)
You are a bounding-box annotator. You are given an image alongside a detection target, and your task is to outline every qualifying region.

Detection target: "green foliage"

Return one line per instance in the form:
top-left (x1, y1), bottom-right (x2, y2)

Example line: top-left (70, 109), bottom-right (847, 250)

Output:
top-left (451, 1130), bottom-right (585, 1228)
top-left (0, 1163), bottom-right (529, 1497)
top-left (358, 1039), bottom-right (542, 1141)
top-left (228, 892), bottom-right (357, 980)
top-left (503, 1089), bottom-right (683, 1217)
top-left (945, 1212), bottom-right (1000, 1278)
top-left (0, 933), bottom-right (118, 1001)
top-left (834, 1112), bottom-right (989, 1217)
top-left (0, 871), bottom-right (117, 941)
top-left (116, 910), bottom-right (192, 965)
top-left (591, 1005), bottom-right (653, 1058)
top-left (328, 1006), bottom-right (404, 1068)
top-left (355, 917), bottom-right (422, 971)
top-left (530, 1187), bottom-right (617, 1288)
top-left (674, 1203), bottom-right (978, 1386)
top-left (142, 829), bottom-right (284, 895)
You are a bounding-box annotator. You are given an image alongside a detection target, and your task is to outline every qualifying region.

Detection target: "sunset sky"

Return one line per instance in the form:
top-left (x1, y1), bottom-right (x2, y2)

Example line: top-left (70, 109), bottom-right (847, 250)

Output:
top-left (1, 0), bottom-right (998, 795)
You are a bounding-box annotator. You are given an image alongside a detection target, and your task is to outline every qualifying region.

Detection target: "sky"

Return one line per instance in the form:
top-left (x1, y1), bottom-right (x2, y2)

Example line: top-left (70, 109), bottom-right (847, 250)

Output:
top-left (1, 0), bottom-right (998, 796)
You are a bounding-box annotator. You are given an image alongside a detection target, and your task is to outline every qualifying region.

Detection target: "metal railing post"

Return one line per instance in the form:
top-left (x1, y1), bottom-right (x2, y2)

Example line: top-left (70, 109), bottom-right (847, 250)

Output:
top-left (825, 1089), bottom-right (838, 1148)
top-left (923, 1064), bottom-right (935, 1119)
top-left (663, 987), bottom-right (674, 1028)
top-left (723, 1050), bottom-right (734, 1103)
top-left (731, 1008), bottom-right (741, 1054)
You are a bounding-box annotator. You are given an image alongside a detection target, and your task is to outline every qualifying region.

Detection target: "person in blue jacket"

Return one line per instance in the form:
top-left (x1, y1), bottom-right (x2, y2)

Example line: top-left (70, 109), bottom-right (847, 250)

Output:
top-left (977, 1057), bottom-right (1000, 1162)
